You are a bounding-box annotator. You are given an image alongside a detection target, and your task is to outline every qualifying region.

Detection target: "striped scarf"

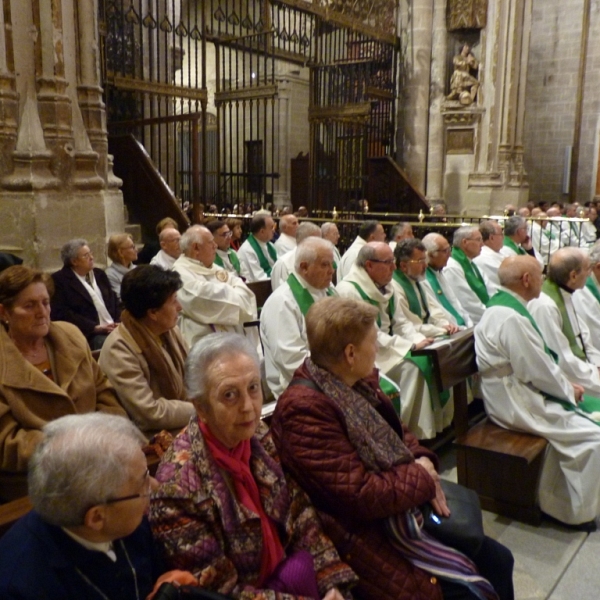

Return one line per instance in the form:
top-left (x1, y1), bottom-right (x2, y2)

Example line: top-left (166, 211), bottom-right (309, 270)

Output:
top-left (304, 359), bottom-right (498, 600)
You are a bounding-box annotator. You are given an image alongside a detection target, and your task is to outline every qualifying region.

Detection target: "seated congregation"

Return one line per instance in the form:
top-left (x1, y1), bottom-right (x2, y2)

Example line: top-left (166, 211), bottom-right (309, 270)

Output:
top-left (3, 204), bottom-right (600, 599)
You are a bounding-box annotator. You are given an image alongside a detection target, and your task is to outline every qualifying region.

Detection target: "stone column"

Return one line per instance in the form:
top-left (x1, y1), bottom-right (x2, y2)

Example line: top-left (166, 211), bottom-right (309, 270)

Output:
top-left (464, 0), bottom-right (532, 213)
top-left (0, 0), bottom-right (19, 173)
top-left (75, 0), bottom-right (109, 187)
top-left (425, 0), bottom-right (448, 203)
top-left (398, 0), bottom-right (434, 196)
top-left (32, 0), bottom-right (75, 182)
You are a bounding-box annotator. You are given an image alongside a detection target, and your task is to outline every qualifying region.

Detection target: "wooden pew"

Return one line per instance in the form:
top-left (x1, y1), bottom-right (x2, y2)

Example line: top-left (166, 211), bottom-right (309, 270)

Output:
top-left (0, 496), bottom-right (32, 538)
top-left (413, 329), bottom-right (548, 525)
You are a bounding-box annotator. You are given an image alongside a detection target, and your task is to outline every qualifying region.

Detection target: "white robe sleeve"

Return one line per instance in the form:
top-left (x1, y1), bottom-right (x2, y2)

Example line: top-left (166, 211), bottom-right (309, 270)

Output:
top-left (237, 242), bottom-right (271, 282)
top-left (260, 287), bottom-right (308, 398)
top-left (529, 294), bottom-right (600, 396)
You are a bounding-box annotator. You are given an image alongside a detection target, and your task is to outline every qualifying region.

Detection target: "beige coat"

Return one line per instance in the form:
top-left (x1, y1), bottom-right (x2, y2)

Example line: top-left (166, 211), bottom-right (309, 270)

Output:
top-left (0, 321), bottom-right (126, 500)
top-left (99, 323), bottom-right (195, 434)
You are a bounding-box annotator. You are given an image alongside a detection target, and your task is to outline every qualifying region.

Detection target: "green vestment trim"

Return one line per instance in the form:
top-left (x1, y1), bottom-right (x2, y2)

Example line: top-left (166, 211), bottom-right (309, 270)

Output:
top-left (287, 273), bottom-right (335, 316)
top-left (247, 234), bottom-right (277, 277)
top-left (451, 247), bottom-right (490, 304)
top-left (425, 268), bottom-right (465, 326)
top-left (503, 236), bottom-right (526, 255)
top-left (585, 276), bottom-right (600, 305)
top-left (393, 270), bottom-right (430, 323)
top-left (542, 279), bottom-right (587, 362)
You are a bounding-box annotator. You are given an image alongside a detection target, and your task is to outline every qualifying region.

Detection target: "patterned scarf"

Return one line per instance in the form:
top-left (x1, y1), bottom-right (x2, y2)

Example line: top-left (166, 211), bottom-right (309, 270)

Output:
top-left (120, 310), bottom-right (187, 401)
top-left (199, 421), bottom-right (284, 586)
top-left (304, 359), bottom-right (498, 600)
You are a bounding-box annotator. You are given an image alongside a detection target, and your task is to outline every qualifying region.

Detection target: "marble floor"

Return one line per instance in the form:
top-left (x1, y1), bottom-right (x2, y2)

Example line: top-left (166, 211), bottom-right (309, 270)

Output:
top-left (438, 446), bottom-right (597, 600)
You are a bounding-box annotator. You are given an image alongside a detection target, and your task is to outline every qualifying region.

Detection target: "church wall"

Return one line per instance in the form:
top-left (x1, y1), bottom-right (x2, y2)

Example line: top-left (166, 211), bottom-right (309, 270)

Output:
top-left (523, 0), bottom-right (600, 206)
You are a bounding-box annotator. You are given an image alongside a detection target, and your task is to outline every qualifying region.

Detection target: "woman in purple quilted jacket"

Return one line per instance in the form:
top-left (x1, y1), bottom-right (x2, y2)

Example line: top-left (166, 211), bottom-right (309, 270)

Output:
top-left (149, 332), bottom-right (358, 599)
top-left (271, 296), bottom-right (514, 600)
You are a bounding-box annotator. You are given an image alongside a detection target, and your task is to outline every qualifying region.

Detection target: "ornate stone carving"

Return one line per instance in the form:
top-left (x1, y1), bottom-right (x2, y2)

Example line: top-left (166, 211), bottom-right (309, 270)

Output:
top-left (447, 0), bottom-right (487, 31)
top-left (447, 44), bottom-right (479, 105)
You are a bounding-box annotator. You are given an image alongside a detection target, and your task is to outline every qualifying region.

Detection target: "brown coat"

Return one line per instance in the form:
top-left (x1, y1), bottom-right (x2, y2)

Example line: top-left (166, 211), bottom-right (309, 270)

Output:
top-left (0, 321), bottom-right (126, 500)
top-left (271, 363), bottom-right (443, 600)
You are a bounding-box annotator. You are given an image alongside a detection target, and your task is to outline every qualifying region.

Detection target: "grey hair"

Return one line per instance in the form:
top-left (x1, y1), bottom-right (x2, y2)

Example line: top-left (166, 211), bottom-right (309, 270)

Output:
top-left (390, 222), bottom-right (412, 240)
top-left (28, 414), bottom-right (145, 527)
top-left (453, 226), bottom-right (479, 248)
top-left (589, 243), bottom-right (600, 266)
top-left (356, 244), bottom-right (379, 268)
top-left (185, 333), bottom-right (260, 411)
top-left (296, 221), bottom-right (321, 243)
top-left (394, 238), bottom-right (426, 265)
top-left (60, 239), bottom-right (89, 267)
top-left (422, 233), bottom-right (445, 255)
top-left (479, 220), bottom-right (501, 241)
top-left (504, 216), bottom-right (527, 237)
top-left (321, 222), bottom-right (336, 236)
top-left (294, 238), bottom-right (334, 271)
top-left (548, 248), bottom-right (586, 286)
top-left (179, 225), bottom-right (208, 254)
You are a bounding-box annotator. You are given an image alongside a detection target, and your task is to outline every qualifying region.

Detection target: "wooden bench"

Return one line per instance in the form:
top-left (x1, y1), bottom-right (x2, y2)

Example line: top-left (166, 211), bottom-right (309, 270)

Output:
top-left (454, 417), bottom-right (548, 525)
top-left (0, 496), bottom-right (32, 538)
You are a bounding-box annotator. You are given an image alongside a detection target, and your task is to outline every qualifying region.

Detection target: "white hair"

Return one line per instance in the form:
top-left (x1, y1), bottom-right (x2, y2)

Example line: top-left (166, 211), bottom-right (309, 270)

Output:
top-left (28, 414), bottom-right (145, 527)
top-left (294, 238), bottom-right (334, 270)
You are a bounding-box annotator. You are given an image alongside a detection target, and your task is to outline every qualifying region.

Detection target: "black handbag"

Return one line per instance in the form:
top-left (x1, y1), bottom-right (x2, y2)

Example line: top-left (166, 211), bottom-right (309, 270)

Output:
top-left (421, 479), bottom-right (485, 557)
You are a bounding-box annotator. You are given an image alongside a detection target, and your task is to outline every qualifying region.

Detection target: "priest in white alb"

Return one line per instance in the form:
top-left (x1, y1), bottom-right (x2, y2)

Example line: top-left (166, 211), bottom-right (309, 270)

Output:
top-left (337, 242), bottom-right (448, 439)
top-left (443, 226), bottom-right (491, 325)
top-left (173, 225), bottom-right (257, 347)
top-left (529, 247), bottom-right (600, 397)
top-left (475, 254), bottom-right (600, 529)
top-left (573, 242), bottom-right (600, 343)
top-left (237, 214), bottom-right (277, 282)
top-left (337, 220), bottom-right (385, 280)
top-left (473, 220), bottom-right (504, 294)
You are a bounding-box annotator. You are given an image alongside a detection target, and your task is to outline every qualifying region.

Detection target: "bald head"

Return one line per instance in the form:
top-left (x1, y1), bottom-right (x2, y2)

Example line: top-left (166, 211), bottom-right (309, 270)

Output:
top-left (548, 247), bottom-right (589, 289)
top-left (498, 255), bottom-right (543, 301)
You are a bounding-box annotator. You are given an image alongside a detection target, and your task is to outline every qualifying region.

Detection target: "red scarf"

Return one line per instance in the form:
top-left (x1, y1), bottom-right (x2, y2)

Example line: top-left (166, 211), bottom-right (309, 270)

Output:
top-left (199, 420), bottom-right (284, 585)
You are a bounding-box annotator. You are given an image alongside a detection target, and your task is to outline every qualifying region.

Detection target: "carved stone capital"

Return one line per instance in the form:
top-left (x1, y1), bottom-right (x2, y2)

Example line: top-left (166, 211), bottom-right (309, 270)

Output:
top-left (1, 151), bottom-right (61, 190)
top-left (442, 105), bottom-right (485, 127)
top-left (72, 150), bottom-right (105, 190)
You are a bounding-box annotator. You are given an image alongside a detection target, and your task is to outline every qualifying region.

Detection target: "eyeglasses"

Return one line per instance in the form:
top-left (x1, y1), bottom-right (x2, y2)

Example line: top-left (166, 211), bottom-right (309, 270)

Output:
top-left (405, 258), bottom-right (427, 264)
top-left (466, 237), bottom-right (483, 243)
top-left (104, 469), bottom-right (151, 505)
top-left (434, 247), bottom-right (451, 254)
top-left (369, 258), bottom-right (395, 265)
top-left (215, 231), bottom-right (232, 237)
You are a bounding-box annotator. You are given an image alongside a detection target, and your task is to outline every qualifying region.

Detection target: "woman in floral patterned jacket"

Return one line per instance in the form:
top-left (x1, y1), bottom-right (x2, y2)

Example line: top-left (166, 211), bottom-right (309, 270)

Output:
top-left (149, 333), bottom-right (357, 600)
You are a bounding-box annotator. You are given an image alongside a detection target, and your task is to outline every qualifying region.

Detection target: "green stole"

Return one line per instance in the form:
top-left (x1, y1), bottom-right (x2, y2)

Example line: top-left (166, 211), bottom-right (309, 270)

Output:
top-left (451, 247), bottom-right (490, 304)
top-left (487, 290), bottom-right (600, 425)
top-left (585, 276), bottom-right (600, 305)
top-left (542, 228), bottom-right (556, 241)
top-left (487, 291), bottom-right (558, 362)
top-left (393, 270), bottom-right (430, 323)
top-left (425, 268), bottom-right (466, 327)
top-left (503, 236), bottom-right (526, 256)
top-left (287, 273), bottom-right (335, 315)
top-left (541, 279), bottom-right (587, 361)
top-left (247, 234), bottom-right (277, 277)
top-left (214, 249), bottom-right (241, 275)
top-left (348, 281), bottom-right (395, 333)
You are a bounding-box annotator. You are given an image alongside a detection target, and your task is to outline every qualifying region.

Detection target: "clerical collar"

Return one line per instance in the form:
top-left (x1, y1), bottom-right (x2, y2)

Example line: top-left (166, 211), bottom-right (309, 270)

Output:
top-left (62, 528), bottom-right (116, 562)
top-left (557, 281), bottom-right (576, 295)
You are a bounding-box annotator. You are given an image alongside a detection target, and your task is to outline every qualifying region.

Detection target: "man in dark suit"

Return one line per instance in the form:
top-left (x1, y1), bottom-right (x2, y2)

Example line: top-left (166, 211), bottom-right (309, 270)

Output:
top-left (0, 414), bottom-right (199, 599)
top-left (52, 239), bottom-right (120, 349)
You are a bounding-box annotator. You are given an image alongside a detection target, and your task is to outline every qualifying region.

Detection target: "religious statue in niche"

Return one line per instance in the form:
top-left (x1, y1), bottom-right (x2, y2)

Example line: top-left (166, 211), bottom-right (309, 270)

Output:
top-left (447, 43), bottom-right (479, 106)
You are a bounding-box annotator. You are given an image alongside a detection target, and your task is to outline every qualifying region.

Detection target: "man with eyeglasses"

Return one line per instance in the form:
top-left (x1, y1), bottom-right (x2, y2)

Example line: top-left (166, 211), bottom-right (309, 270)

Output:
top-left (473, 220), bottom-right (505, 294)
top-left (443, 226), bottom-right (491, 325)
top-left (206, 220), bottom-right (241, 276)
top-left (390, 238), bottom-right (459, 438)
top-left (500, 215), bottom-right (544, 266)
top-left (421, 233), bottom-right (473, 329)
top-left (0, 413), bottom-right (199, 598)
top-left (529, 247), bottom-right (600, 398)
top-left (337, 242), bottom-right (439, 438)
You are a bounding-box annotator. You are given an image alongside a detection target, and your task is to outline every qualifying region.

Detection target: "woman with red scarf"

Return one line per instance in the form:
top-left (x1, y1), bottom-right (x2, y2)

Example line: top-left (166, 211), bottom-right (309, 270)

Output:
top-left (149, 333), bottom-right (356, 599)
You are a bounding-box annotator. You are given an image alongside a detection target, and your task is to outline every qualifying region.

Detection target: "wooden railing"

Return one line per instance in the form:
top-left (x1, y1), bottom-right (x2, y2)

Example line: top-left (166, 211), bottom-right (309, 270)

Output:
top-left (108, 133), bottom-right (190, 242)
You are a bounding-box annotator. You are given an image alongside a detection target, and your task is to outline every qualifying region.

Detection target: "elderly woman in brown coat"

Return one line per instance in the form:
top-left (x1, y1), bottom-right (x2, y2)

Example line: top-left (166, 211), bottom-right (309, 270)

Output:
top-left (271, 296), bottom-right (514, 600)
top-left (0, 266), bottom-right (126, 501)
top-left (99, 265), bottom-right (195, 434)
